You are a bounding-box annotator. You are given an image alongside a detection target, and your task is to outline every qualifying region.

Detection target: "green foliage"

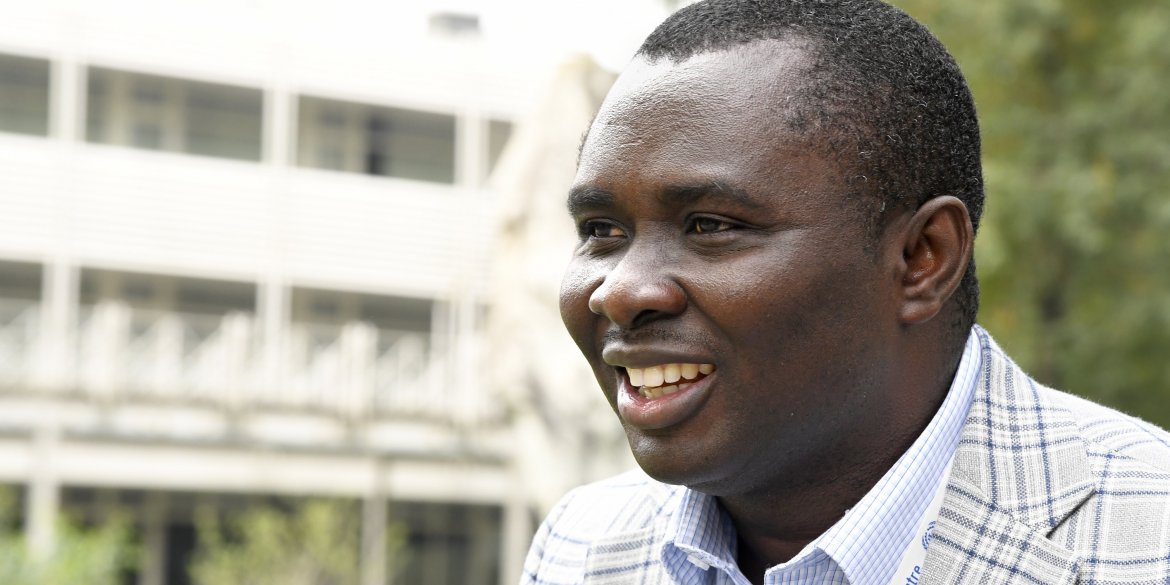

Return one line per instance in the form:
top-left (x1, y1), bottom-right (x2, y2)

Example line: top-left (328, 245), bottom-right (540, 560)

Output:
top-left (893, 0), bottom-right (1170, 426)
top-left (188, 498), bottom-right (402, 585)
top-left (0, 489), bottom-right (136, 585)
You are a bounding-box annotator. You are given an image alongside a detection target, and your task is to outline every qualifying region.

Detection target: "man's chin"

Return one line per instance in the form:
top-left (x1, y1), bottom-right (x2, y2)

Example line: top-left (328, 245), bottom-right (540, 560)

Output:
top-left (626, 432), bottom-right (783, 498)
top-left (627, 438), bottom-right (732, 493)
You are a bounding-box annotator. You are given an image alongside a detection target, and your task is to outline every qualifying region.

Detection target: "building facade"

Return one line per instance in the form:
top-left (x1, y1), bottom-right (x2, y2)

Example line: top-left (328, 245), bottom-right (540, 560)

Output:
top-left (0, 2), bottom-right (598, 583)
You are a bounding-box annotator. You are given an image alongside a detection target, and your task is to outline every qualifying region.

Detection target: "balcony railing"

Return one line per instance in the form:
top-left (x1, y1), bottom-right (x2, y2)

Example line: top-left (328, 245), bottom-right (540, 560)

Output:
top-left (0, 299), bottom-right (38, 387)
top-left (0, 299), bottom-right (490, 424)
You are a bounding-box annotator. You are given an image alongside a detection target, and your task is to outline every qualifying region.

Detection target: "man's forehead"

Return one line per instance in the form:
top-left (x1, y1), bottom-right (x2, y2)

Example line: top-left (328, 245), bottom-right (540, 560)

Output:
top-left (594, 39), bottom-right (814, 130)
top-left (569, 35), bottom-right (871, 227)
top-left (575, 39), bottom-right (823, 191)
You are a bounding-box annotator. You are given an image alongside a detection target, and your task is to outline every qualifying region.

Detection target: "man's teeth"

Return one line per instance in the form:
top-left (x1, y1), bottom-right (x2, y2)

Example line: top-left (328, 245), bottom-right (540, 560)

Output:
top-left (627, 363), bottom-right (715, 398)
top-left (663, 364), bottom-right (680, 384)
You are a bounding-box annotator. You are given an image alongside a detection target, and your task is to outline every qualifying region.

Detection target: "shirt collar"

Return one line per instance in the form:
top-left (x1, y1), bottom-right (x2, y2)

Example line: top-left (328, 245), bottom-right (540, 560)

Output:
top-left (661, 327), bottom-right (984, 585)
top-left (812, 326), bottom-right (982, 584)
top-left (661, 486), bottom-right (738, 582)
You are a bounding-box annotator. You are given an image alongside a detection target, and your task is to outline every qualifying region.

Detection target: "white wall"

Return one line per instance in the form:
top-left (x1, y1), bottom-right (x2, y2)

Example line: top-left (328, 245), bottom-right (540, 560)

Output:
top-left (0, 136), bottom-right (495, 298)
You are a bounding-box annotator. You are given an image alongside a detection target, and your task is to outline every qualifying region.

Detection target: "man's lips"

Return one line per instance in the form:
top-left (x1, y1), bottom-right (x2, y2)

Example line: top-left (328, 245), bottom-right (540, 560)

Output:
top-left (601, 342), bottom-right (717, 370)
top-left (615, 366), bottom-right (718, 431)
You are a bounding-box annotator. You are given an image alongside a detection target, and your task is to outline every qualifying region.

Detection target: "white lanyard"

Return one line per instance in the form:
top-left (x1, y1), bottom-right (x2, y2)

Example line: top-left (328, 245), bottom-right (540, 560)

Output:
top-left (886, 456), bottom-right (955, 585)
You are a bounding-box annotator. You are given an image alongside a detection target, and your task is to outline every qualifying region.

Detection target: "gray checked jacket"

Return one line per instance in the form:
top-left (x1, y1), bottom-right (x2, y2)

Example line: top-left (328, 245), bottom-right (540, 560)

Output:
top-left (522, 328), bottom-right (1170, 584)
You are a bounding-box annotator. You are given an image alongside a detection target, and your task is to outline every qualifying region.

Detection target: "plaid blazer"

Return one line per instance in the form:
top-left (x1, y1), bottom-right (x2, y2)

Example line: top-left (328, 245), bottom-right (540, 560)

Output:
top-left (522, 329), bottom-right (1170, 584)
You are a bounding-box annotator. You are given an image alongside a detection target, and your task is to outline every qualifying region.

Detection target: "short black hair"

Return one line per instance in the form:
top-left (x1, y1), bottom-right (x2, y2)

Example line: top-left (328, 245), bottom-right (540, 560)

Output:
top-left (637, 0), bottom-right (983, 336)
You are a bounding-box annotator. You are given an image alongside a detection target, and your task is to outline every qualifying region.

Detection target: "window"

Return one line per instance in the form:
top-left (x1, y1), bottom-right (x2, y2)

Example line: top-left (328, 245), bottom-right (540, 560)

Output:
top-left (0, 261), bottom-right (43, 301)
top-left (297, 96), bottom-right (457, 184)
top-left (291, 288), bottom-right (432, 332)
top-left (290, 288), bottom-right (433, 362)
top-left (185, 81), bottom-right (265, 160)
top-left (0, 53), bottom-right (50, 136)
top-left (391, 502), bottom-right (501, 585)
top-left (86, 67), bottom-right (263, 161)
top-left (79, 269), bottom-right (256, 315)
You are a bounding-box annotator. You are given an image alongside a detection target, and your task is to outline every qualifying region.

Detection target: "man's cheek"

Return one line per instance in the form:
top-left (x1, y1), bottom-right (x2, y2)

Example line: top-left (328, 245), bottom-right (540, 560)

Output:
top-left (559, 263), bottom-right (602, 340)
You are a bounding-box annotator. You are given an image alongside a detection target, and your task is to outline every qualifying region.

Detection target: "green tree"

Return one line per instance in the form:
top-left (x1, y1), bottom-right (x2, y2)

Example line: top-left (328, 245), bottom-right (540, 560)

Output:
top-left (188, 498), bottom-right (402, 585)
top-left (893, 0), bottom-right (1170, 426)
top-left (0, 489), bottom-right (136, 585)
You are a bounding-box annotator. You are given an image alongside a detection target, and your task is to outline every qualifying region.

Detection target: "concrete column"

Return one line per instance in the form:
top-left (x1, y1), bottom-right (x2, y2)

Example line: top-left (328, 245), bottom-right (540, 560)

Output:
top-left (500, 465), bottom-right (534, 585)
top-left (257, 279), bottom-right (288, 403)
top-left (50, 50), bottom-right (81, 142)
top-left (34, 261), bottom-right (78, 389)
top-left (440, 294), bottom-right (469, 420)
top-left (25, 413), bottom-right (60, 559)
top-left (259, 80), bottom-right (292, 406)
top-left (453, 290), bottom-right (479, 425)
top-left (138, 492), bottom-right (169, 585)
top-left (456, 107), bottom-right (483, 189)
top-left (36, 48), bottom-right (83, 389)
top-left (361, 458), bottom-right (388, 585)
top-left (265, 82), bottom-right (293, 167)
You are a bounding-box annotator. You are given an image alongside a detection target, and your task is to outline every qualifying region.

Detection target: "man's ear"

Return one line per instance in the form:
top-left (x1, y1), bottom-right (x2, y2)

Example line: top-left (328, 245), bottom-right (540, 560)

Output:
top-left (896, 196), bottom-right (973, 325)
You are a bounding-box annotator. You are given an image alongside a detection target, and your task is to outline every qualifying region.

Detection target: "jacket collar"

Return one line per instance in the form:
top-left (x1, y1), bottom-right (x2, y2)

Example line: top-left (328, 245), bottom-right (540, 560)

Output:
top-left (923, 326), bottom-right (1096, 584)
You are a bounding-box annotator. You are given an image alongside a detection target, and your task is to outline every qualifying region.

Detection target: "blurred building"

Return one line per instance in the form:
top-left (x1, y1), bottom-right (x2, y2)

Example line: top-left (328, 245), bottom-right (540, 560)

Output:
top-left (0, 1), bottom-right (685, 583)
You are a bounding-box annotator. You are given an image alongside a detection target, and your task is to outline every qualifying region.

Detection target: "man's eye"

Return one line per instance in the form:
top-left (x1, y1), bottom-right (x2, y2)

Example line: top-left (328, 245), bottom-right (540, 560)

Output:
top-left (691, 217), bottom-right (735, 234)
top-left (582, 221), bottom-right (627, 238)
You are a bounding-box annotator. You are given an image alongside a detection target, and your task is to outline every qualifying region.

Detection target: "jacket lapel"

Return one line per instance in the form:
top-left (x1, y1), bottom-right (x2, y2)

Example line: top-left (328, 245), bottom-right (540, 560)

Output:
top-left (922, 328), bottom-right (1096, 584)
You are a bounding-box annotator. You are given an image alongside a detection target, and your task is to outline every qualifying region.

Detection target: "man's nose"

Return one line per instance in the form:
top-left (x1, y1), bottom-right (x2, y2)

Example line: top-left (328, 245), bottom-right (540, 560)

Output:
top-left (587, 245), bottom-right (686, 329)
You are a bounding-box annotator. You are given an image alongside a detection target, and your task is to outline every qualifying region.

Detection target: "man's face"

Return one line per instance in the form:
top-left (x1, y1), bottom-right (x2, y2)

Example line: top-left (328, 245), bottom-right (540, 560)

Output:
top-left (560, 41), bottom-right (906, 496)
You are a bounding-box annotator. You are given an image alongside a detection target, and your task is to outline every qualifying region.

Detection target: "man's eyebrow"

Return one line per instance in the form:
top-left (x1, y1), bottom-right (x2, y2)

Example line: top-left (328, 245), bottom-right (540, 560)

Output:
top-left (567, 182), bottom-right (763, 215)
top-left (660, 181), bottom-right (763, 209)
top-left (566, 186), bottom-right (615, 215)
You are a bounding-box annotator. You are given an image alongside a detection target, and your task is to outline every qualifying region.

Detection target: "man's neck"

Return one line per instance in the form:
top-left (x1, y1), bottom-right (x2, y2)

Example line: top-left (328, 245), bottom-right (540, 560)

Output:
top-left (715, 384), bottom-right (947, 585)
top-left (717, 443), bottom-right (908, 584)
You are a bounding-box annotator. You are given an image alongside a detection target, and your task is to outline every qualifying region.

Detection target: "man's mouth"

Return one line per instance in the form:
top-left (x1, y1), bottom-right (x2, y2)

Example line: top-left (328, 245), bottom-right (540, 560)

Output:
top-left (626, 363), bottom-right (716, 399)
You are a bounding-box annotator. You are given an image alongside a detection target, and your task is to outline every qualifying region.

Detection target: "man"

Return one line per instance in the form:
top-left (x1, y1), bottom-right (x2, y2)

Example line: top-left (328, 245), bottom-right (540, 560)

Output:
top-left (522, 1), bottom-right (1170, 584)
